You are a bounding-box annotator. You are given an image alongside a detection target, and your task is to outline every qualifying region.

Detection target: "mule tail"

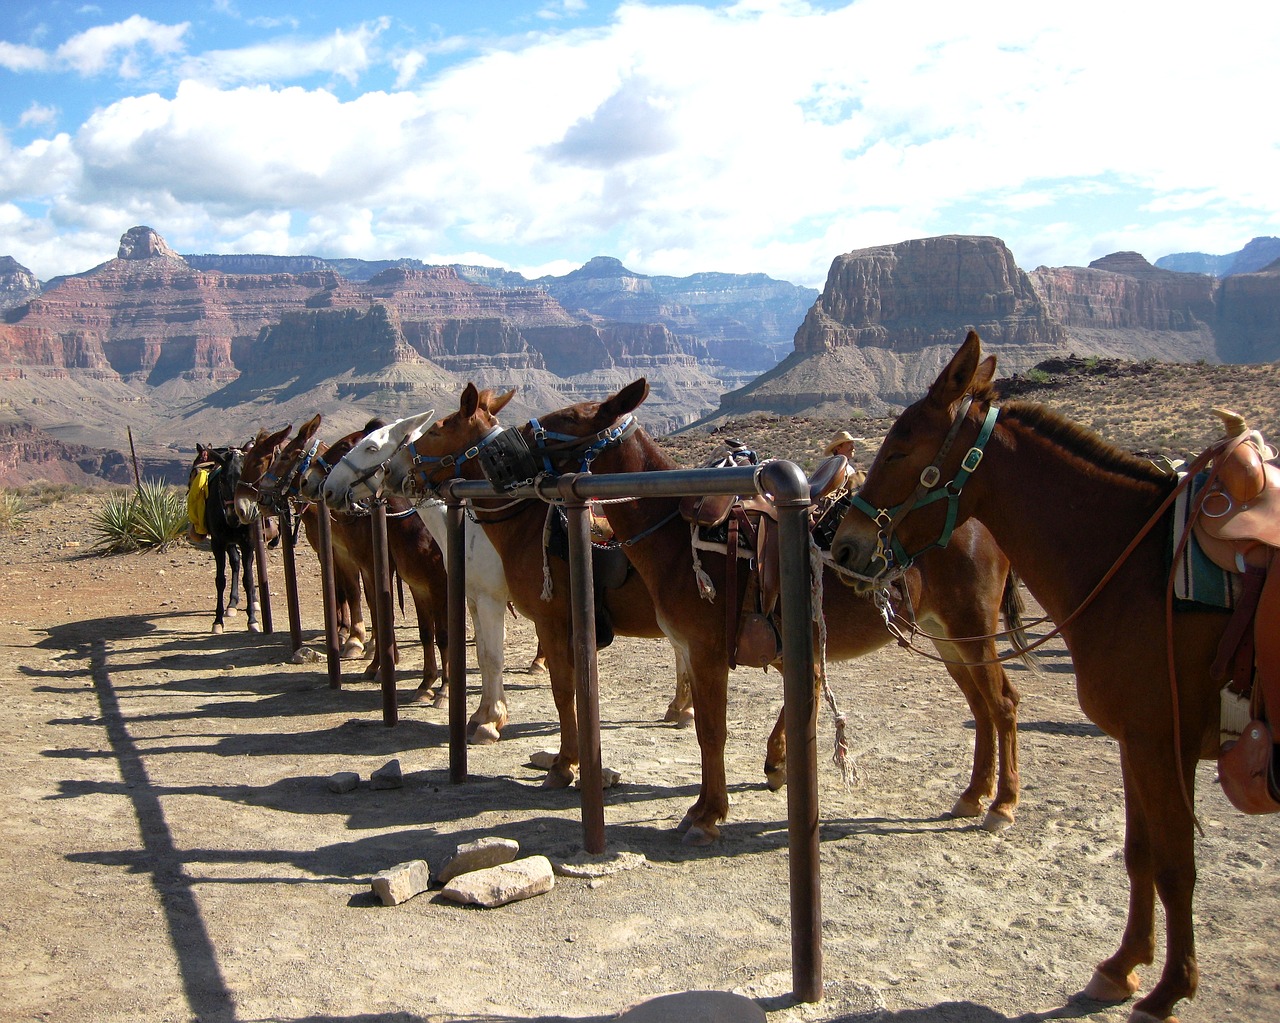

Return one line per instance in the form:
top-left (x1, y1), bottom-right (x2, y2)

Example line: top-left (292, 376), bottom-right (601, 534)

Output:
top-left (1001, 569), bottom-right (1044, 675)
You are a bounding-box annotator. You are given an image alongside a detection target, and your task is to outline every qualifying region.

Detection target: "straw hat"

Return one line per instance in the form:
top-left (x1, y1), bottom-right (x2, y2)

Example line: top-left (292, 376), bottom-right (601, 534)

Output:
top-left (824, 430), bottom-right (856, 455)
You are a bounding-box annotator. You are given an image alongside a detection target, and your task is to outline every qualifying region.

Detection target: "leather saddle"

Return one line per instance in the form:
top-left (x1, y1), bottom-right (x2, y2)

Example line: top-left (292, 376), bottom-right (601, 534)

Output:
top-left (678, 446), bottom-right (858, 669)
top-left (1189, 410), bottom-right (1280, 813)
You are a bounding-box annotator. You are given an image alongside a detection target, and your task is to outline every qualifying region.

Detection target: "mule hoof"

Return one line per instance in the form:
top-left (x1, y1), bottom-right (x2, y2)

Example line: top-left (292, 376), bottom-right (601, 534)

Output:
top-left (431, 689), bottom-right (448, 710)
top-left (248, 622), bottom-right (262, 634)
top-left (527, 657), bottom-right (547, 674)
top-left (340, 641), bottom-right (366, 660)
top-left (1084, 967), bottom-right (1140, 1002)
top-left (469, 723), bottom-right (501, 746)
top-left (664, 706), bottom-right (695, 727)
top-left (212, 623), bottom-right (224, 635)
top-left (681, 824), bottom-right (718, 846)
top-left (764, 764), bottom-right (787, 791)
top-left (541, 765), bottom-right (575, 789)
top-left (224, 606), bottom-right (237, 618)
top-left (981, 808), bottom-right (1015, 833)
top-left (1128, 1011), bottom-right (1175, 1023)
top-left (405, 686), bottom-right (435, 705)
top-left (947, 796), bottom-right (985, 819)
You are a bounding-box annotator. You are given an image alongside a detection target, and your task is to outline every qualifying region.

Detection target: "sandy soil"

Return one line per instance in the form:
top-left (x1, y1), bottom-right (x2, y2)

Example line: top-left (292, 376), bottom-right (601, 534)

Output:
top-left (2, 495), bottom-right (1279, 1023)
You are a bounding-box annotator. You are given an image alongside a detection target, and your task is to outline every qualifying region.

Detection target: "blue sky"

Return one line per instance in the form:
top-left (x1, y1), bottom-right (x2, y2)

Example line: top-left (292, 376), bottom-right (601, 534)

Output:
top-left (1, 1), bottom-right (1277, 286)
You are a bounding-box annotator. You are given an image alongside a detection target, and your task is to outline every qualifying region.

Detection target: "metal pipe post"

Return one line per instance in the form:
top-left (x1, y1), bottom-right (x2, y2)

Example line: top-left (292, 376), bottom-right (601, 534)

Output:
top-left (314, 503), bottom-right (342, 688)
top-left (444, 493), bottom-right (468, 783)
top-left (253, 521), bottom-right (273, 634)
top-left (370, 501), bottom-right (397, 726)
top-left (761, 459), bottom-right (823, 1002)
top-left (279, 504), bottom-right (303, 656)
top-left (558, 477), bottom-right (605, 854)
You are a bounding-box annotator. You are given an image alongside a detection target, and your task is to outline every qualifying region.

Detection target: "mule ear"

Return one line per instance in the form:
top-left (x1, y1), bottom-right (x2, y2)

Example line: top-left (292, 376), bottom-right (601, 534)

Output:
top-left (480, 388), bottom-right (517, 416)
top-left (926, 331), bottom-right (982, 408)
top-left (264, 423), bottom-right (293, 451)
top-left (298, 414), bottom-right (322, 440)
top-left (395, 409), bottom-right (436, 443)
top-left (972, 355), bottom-right (997, 392)
top-left (598, 378), bottom-right (649, 424)
top-left (459, 382), bottom-right (480, 417)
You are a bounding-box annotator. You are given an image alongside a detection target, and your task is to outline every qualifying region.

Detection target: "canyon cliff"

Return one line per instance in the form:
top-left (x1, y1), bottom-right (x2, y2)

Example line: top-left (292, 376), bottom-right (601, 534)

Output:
top-left (720, 236), bottom-right (1279, 418)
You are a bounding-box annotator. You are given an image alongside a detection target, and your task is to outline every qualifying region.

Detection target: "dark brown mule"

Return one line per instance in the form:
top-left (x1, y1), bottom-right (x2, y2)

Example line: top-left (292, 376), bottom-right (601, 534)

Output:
top-left (378, 387), bottom-right (690, 782)
top-left (298, 426), bottom-right (451, 695)
top-left (830, 330), bottom-right (1238, 1022)
top-left (399, 380), bottom-right (1027, 844)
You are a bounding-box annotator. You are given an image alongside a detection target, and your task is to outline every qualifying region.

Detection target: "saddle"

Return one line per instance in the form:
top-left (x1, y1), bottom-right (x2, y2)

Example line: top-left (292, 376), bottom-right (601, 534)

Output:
top-left (1187, 410), bottom-right (1280, 813)
top-left (678, 444), bottom-right (858, 669)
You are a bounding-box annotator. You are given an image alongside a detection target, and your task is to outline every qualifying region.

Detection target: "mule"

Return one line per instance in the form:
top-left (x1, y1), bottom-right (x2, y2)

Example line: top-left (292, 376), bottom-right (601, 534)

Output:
top-left (298, 426), bottom-right (450, 694)
top-left (191, 443), bottom-right (265, 635)
top-left (322, 398), bottom-right (699, 767)
top-left (829, 330), bottom-right (1250, 1021)
top-left (357, 381), bottom-right (1028, 843)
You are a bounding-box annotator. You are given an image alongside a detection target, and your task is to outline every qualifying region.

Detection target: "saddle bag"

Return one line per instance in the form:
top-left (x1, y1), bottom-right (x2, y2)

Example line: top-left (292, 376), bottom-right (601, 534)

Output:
top-left (1218, 719), bottom-right (1280, 814)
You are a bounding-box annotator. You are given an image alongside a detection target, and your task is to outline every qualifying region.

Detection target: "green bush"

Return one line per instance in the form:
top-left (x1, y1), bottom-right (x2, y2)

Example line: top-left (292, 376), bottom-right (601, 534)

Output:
top-left (0, 491), bottom-right (27, 533)
top-left (89, 480), bottom-right (188, 553)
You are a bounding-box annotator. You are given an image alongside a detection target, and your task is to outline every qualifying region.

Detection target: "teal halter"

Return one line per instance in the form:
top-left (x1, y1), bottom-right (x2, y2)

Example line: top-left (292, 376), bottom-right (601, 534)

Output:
top-left (849, 397), bottom-right (999, 576)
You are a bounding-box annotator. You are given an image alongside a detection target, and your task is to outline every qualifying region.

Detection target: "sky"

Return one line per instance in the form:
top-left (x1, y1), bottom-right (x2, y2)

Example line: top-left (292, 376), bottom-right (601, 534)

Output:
top-left (1, 1), bottom-right (1277, 287)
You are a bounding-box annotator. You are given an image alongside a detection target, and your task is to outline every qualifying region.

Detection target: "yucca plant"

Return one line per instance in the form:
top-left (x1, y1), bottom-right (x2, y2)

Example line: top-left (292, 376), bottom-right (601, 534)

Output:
top-left (89, 480), bottom-right (188, 553)
top-left (0, 491), bottom-right (27, 533)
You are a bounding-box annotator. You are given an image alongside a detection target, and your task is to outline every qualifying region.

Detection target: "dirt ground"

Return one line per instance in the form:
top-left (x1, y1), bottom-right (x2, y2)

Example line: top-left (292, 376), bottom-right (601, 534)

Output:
top-left (3, 495), bottom-right (1279, 1023)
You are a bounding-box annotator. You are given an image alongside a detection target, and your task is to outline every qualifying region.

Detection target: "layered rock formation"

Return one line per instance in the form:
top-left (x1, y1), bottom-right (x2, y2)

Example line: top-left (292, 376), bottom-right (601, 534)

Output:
top-left (1155, 236), bottom-right (1280, 277)
top-left (0, 257), bottom-right (41, 313)
top-left (720, 235), bottom-right (1280, 418)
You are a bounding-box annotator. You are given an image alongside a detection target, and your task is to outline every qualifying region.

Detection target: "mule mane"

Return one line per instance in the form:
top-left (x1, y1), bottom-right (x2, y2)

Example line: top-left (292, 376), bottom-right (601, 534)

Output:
top-left (995, 398), bottom-right (1171, 486)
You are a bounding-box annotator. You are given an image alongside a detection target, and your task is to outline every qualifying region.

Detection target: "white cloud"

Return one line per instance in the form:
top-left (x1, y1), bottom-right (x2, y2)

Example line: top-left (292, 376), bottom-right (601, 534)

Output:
top-left (19, 103), bottom-right (59, 128)
top-left (178, 19), bottom-right (390, 86)
top-left (0, 40), bottom-right (50, 72)
top-left (54, 15), bottom-right (188, 76)
top-left (3, 1), bottom-right (1279, 283)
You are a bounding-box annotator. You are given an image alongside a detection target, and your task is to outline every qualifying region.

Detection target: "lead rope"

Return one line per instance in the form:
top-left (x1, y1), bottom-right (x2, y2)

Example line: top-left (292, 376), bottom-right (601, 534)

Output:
top-left (809, 536), bottom-right (856, 786)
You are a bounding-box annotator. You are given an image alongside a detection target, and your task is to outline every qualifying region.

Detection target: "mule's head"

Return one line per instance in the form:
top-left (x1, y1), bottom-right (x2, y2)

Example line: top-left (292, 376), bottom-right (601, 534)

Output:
top-left (831, 331), bottom-right (996, 588)
top-left (234, 419), bottom-right (313, 523)
top-left (379, 384), bottom-right (517, 498)
top-left (486, 378), bottom-right (649, 484)
top-left (322, 410), bottom-right (434, 509)
top-left (300, 431), bottom-right (359, 504)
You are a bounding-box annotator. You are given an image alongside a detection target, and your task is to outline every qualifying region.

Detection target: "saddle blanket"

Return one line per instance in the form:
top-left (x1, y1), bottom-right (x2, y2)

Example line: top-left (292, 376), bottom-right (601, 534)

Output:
top-left (1171, 471), bottom-right (1243, 610)
top-left (187, 468), bottom-right (210, 536)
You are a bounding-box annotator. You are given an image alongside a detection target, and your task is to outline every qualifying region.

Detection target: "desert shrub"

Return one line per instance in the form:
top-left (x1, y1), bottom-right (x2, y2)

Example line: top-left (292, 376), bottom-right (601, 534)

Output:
top-left (0, 491), bottom-right (27, 533)
top-left (89, 480), bottom-right (187, 553)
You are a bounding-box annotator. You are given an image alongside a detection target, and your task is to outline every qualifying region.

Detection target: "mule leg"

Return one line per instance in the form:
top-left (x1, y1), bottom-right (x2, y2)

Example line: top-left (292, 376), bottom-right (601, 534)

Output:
top-left (224, 540), bottom-right (240, 617)
top-left (336, 564), bottom-right (367, 658)
top-left (466, 595), bottom-right (509, 744)
top-left (764, 704), bottom-right (786, 790)
top-left (539, 627), bottom-right (578, 788)
top-left (678, 643), bottom-right (731, 845)
top-left (1087, 743), bottom-right (1199, 1020)
top-left (241, 540), bottom-right (261, 633)
top-left (410, 588), bottom-right (442, 698)
top-left (211, 543), bottom-right (228, 634)
top-left (664, 647), bottom-right (695, 727)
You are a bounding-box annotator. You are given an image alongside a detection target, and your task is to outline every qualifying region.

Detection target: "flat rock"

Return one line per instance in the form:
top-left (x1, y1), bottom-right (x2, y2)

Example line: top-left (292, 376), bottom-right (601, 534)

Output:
top-left (370, 859), bottom-right (431, 906)
top-left (439, 855), bottom-right (554, 908)
top-left (439, 836), bottom-right (519, 884)
top-left (552, 849), bottom-right (646, 878)
top-left (327, 771), bottom-right (360, 793)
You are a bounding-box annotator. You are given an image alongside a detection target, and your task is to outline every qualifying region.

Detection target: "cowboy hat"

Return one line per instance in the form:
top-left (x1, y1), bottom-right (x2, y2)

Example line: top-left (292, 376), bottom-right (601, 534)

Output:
top-left (824, 430), bottom-right (856, 455)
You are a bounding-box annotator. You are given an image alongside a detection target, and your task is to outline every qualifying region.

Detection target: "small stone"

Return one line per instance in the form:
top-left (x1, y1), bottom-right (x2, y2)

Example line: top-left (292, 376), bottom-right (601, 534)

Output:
top-left (328, 771), bottom-right (359, 793)
top-left (370, 759), bottom-right (403, 789)
top-left (290, 647), bottom-right (321, 664)
top-left (528, 749), bottom-right (557, 769)
top-left (439, 856), bottom-right (555, 908)
top-left (370, 859), bottom-right (431, 906)
top-left (439, 837), bottom-right (519, 884)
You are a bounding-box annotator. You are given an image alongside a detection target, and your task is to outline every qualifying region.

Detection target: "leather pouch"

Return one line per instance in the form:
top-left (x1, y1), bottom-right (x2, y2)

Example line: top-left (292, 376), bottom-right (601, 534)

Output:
top-left (1218, 719), bottom-right (1280, 814)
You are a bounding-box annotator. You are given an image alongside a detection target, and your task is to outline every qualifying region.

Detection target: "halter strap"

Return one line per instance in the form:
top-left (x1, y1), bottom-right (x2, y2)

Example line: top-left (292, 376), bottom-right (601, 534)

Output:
top-left (850, 399), bottom-right (999, 572)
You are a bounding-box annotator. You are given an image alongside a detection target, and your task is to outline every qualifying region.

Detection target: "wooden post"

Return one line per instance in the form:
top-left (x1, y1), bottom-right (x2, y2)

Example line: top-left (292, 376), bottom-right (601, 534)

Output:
top-left (370, 501), bottom-right (397, 726)
top-left (279, 504), bottom-right (303, 656)
top-left (253, 521), bottom-right (273, 634)
top-left (315, 503), bottom-right (342, 688)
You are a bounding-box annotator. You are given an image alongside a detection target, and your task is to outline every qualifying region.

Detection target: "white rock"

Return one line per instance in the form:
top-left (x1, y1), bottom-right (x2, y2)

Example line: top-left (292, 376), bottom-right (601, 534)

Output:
top-left (370, 859), bottom-right (431, 906)
top-left (439, 836), bottom-right (519, 883)
top-left (439, 855), bottom-right (555, 908)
